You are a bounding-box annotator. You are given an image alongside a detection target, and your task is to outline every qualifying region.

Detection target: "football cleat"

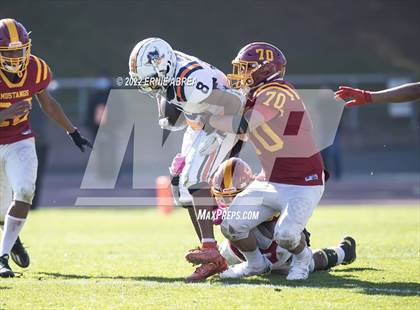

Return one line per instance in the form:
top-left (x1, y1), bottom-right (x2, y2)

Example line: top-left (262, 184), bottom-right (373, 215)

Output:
top-left (11, 236), bottom-right (30, 268)
top-left (286, 247), bottom-right (312, 281)
top-left (220, 256), bottom-right (272, 279)
top-left (0, 254), bottom-right (15, 278)
top-left (340, 236), bottom-right (357, 265)
top-left (185, 260), bottom-right (228, 282)
top-left (185, 243), bottom-right (225, 265)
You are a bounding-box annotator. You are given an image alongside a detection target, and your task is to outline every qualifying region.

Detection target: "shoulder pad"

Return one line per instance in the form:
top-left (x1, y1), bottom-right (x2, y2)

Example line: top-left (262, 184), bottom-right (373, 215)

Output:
top-left (31, 55), bottom-right (52, 85)
top-left (175, 62), bottom-right (213, 104)
top-left (254, 81), bottom-right (300, 101)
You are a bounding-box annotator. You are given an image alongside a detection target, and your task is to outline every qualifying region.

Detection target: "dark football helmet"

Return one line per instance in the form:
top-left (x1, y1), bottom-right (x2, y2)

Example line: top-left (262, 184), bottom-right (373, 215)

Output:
top-left (0, 18), bottom-right (31, 77)
top-left (227, 42), bottom-right (287, 89)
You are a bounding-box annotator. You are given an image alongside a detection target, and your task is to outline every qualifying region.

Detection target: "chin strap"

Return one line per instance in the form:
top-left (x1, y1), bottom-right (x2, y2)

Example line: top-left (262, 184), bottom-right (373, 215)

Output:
top-left (266, 72), bottom-right (281, 82)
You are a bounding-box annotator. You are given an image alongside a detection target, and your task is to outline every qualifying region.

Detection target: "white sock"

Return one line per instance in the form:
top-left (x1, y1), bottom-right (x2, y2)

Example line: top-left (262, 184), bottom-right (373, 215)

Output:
top-left (201, 238), bottom-right (216, 244)
top-left (295, 246), bottom-right (311, 260)
top-left (0, 215), bottom-right (26, 256)
top-left (330, 246), bottom-right (345, 264)
top-left (241, 248), bottom-right (265, 267)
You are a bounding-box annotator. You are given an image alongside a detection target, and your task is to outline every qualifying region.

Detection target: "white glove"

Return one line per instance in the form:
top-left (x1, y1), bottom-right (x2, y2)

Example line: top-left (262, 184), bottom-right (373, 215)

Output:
top-left (158, 117), bottom-right (187, 132)
top-left (198, 131), bottom-right (223, 156)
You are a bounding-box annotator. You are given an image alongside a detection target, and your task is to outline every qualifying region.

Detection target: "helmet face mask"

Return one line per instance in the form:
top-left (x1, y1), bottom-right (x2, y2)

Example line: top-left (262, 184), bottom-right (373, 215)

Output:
top-left (0, 19), bottom-right (31, 77)
top-left (129, 71), bottom-right (165, 96)
top-left (227, 59), bottom-right (260, 89)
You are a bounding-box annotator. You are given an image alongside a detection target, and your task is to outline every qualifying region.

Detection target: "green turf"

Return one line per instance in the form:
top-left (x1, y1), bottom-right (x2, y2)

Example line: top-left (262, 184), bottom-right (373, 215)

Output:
top-left (1, 205), bottom-right (419, 309)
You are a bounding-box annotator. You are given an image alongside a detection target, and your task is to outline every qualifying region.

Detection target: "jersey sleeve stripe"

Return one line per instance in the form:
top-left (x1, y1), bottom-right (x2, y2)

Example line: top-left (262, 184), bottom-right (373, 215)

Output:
top-left (283, 111), bottom-right (304, 136)
top-left (255, 85), bottom-right (296, 101)
top-left (175, 62), bottom-right (203, 102)
top-left (277, 84), bottom-right (300, 99)
top-left (255, 82), bottom-right (300, 100)
top-left (33, 56), bottom-right (42, 84)
top-left (40, 59), bottom-right (48, 81)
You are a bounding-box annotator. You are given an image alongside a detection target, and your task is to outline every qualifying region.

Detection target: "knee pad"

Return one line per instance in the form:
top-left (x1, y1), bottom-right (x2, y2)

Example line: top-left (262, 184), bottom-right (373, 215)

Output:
top-left (274, 226), bottom-right (301, 250)
top-left (13, 183), bottom-right (35, 205)
top-left (220, 219), bottom-right (250, 242)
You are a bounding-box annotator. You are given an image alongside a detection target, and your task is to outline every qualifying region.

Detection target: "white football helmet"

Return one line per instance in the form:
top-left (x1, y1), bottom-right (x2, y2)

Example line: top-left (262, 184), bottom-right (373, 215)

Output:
top-left (129, 38), bottom-right (176, 95)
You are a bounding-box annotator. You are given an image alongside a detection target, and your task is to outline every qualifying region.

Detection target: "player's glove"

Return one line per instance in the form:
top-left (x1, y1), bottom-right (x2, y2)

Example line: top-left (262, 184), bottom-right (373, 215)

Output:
top-left (335, 86), bottom-right (372, 107)
top-left (68, 129), bottom-right (93, 152)
top-left (158, 117), bottom-right (187, 131)
top-left (198, 131), bottom-right (223, 156)
top-left (169, 153), bottom-right (186, 176)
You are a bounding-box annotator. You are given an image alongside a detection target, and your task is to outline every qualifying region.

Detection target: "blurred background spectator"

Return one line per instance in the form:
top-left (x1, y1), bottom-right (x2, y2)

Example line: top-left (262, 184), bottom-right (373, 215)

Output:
top-left (85, 78), bottom-right (112, 138)
top-left (322, 126), bottom-right (342, 181)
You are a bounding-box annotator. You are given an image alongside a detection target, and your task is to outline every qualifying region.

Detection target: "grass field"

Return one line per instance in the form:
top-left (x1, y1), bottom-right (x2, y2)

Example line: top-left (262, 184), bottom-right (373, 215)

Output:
top-left (0, 205), bottom-right (419, 309)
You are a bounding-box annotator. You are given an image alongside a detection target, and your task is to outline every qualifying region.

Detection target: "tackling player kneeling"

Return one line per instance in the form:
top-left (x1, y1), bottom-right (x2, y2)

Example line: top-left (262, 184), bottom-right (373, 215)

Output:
top-left (209, 43), bottom-right (328, 280)
top-left (212, 158), bottom-right (357, 278)
top-left (0, 19), bottom-right (92, 277)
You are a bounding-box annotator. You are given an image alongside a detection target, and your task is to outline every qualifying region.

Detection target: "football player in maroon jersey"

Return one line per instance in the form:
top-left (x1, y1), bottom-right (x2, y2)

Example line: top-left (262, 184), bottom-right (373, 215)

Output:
top-left (0, 18), bottom-right (92, 277)
top-left (335, 82), bottom-right (420, 106)
top-left (212, 158), bottom-right (356, 276)
top-left (208, 42), bottom-right (326, 280)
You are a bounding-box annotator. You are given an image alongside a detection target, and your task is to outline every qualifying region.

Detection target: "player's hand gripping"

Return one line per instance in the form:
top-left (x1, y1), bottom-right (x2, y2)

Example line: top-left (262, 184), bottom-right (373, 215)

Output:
top-left (68, 129), bottom-right (93, 152)
top-left (335, 86), bottom-right (372, 107)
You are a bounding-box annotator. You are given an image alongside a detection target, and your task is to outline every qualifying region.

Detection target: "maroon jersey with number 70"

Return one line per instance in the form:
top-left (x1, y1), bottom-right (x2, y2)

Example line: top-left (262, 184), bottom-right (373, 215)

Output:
top-left (243, 79), bottom-right (324, 186)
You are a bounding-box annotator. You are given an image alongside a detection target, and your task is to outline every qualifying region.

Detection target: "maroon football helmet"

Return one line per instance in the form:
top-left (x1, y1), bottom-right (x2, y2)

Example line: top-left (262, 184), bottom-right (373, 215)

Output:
top-left (0, 18), bottom-right (31, 76)
top-left (227, 42), bottom-right (286, 89)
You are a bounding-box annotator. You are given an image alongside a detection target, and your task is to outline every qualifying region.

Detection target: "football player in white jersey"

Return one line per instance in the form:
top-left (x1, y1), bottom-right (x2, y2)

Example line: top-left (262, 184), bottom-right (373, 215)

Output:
top-left (128, 38), bottom-right (244, 281)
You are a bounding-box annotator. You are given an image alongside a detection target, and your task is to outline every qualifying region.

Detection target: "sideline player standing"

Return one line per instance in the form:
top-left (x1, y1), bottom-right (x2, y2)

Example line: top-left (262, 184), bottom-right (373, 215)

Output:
top-left (209, 42), bottom-right (325, 280)
top-left (0, 19), bottom-right (92, 277)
